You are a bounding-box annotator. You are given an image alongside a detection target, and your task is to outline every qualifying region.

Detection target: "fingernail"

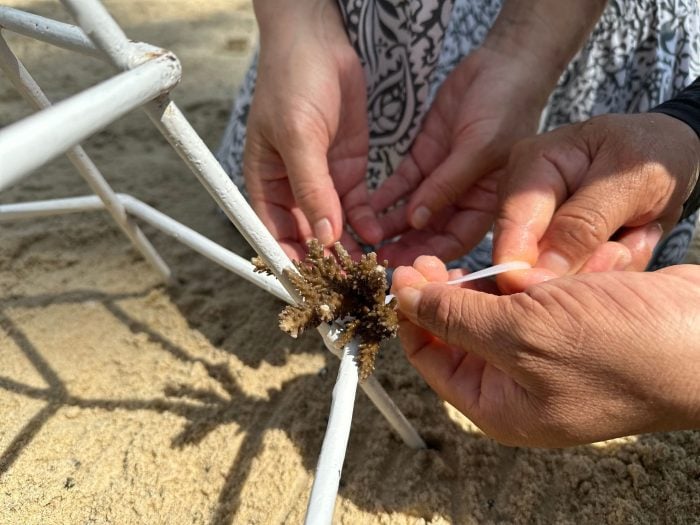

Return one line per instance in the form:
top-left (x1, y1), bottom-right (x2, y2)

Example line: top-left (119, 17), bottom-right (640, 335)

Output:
top-left (537, 250), bottom-right (570, 276)
top-left (613, 250), bottom-right (632, 271)
top-left (313, 218), bottom-right (334, 246)
top-left (644, 222), bottom-right (664, 250)
top-left (411, 206), bottom-right (431, 229)
top-left (396, 286), bottom-right (422, 318)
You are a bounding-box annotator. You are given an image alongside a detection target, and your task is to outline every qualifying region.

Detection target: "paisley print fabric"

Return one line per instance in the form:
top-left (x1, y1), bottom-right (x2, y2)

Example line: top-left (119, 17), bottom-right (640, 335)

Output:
top-left (217, 0), bottom-right (700, 270)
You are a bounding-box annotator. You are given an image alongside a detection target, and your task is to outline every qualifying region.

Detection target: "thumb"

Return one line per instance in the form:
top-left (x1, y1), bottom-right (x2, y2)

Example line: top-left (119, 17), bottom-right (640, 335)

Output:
top-left (280, 138), bottom-right (342, 247)
top-left (395, 282), bottom-right (517, 367)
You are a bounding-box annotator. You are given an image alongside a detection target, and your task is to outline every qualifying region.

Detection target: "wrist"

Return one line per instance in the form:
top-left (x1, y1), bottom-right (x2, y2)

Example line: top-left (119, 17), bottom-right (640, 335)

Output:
top-left (482, 0), bottom-right (606, 98)
top-left (649, 79), bottom-right (700, 218)
top-left (254, 0), bottom-right (346, 47)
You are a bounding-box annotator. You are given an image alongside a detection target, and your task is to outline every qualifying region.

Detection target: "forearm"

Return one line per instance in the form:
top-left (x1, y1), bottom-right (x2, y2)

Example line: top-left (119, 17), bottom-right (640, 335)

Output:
top-left (484, 0), bottom-right (607, 94)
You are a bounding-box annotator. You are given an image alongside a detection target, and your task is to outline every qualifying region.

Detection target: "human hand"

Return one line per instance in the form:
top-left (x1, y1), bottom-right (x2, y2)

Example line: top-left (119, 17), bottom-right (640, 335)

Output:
top-left (370, 46), bottom-right (545, 266)
top-left (371, 0), bottom-right (608, 267)
top-left (245, 1), bottom-right (381, 260)
top-left (494, 113), bottom-right (700, 292)
top-left (392, 256), bottom-right (700, 447)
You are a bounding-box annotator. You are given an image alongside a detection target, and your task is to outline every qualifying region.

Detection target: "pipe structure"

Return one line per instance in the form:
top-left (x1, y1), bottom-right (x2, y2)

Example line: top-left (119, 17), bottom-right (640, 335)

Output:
top-left (0, 7), bottom-right (165, 66)
top-left (60, 5), bottom-right (426, 521)
top-left (0, 194), bottom-right (292, 303)
top-left (305, 336), bottom-right (359, 525)
top-left (0, 53), bottom-right (181, 191)
top-left (0, 34), bottom-right (170, 280)
top-left (0, 6), bottom-right (100, 57)
top-left (0, 191), bottom-right (425, 452)
top-left (2, 2), bottom-right (425, 521)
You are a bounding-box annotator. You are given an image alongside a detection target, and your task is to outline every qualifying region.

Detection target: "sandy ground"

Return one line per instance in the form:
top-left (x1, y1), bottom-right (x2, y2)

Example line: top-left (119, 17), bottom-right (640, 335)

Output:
top-left (1, 1), bottom-right (700, 524)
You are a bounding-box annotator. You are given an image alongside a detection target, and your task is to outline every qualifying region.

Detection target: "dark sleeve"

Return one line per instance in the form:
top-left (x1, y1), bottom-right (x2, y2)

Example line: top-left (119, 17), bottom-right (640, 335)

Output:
top-left (650, 77), bottom-right (700, 219)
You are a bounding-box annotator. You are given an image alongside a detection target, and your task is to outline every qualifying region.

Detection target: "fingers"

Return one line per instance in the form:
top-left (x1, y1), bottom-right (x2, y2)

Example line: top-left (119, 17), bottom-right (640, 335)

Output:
top-left (377, 208), bottom-right (492, 267)
top-left (494, 126), bottom-right (644, 278)
top-left (406, 143), bottom-right (491, 229)
top-left (577, 222), bottom-right (664, 274)
top-left (342, 182), bottom-right (383, 245)
top-left (370, 154), bottom-right (423, 213)
top-left (279, 134), bottom-right (343, 247)
top-left (392, 257), bottom-right (516, 367)
top-left (493, 133), bottom-right (585, 268)
top-left (495, 116), bottom-right (687, 280)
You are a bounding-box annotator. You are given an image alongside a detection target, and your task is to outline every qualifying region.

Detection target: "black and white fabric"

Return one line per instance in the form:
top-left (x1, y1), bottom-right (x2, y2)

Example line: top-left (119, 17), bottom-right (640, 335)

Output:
top-left (217, 0), bottom-right (700, 270)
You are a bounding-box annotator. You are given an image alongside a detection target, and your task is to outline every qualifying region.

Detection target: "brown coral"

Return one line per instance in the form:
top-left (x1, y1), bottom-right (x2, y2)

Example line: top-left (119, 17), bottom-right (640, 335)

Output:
top-left (253, 240), bottom-right (398, 379)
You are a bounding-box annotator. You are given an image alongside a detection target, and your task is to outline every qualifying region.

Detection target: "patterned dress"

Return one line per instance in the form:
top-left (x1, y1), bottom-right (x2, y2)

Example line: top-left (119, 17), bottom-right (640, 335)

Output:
top-left (217, 0), bottom-right (700, 270)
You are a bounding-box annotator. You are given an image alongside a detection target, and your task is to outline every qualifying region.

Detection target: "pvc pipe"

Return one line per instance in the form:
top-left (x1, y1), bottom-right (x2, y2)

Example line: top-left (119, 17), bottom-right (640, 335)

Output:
top-left (318, 325), bottom-right (425, 449)
top-left (0, 195), bottom-right (105, 219)
top-left (0, 35), bottom-right (170, 280)
top-left (0, 8), bottom-right (166, 66)
top-left (121, 195), bottom-right (293, 303)
top-left (0, 192), bottom-right (424, 453)
top-left (0, 194), bottom-right (292, 304)
top-left (60, 0), bottom-right (134, 70)
top-left (0, 6), bottom-right (101, 58)
top-left (0, 54), bottom-right (181, 191)
top-left (305, 336), bottom-right (359, 525)
top-left (56, 5), bottom-right (426, 520)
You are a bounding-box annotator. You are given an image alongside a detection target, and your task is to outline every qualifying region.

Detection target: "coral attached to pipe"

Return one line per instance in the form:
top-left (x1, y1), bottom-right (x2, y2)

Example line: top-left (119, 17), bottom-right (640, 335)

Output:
top-left (253, 240), bottom-right (397, 380)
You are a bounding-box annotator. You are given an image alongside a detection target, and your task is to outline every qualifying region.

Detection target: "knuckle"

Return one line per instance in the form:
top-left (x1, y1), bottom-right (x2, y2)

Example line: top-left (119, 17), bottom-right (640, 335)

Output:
top-left (418, 289), bottom-right (458, 340)
top-left (293, 178), bottom-right (331, 204)
top-left (277, 103), bottom-right (327, 145)
top-left (551, 202), bottom-right (612, 253)
top-left (427, 175), bottom-right (460, 208)
top-left (505, 293), bottom-right (557, 362)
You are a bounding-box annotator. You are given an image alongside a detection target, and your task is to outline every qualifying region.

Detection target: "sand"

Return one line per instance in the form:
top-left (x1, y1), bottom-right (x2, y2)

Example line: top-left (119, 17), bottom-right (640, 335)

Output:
top-left (1, 1), bottom-right (699, 523)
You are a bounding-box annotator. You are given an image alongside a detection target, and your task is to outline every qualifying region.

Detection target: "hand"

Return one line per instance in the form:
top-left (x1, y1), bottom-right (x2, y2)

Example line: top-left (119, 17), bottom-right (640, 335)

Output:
top-left (494, 113), bottom-right (700, 292)
top-left (392, 256), bottom-right (700, 447)
top-left (370, 46), bottom-right (545, 267)
top-left (245, 1), bottom-right (381, 260)
top-left (371, 0), bottom-right (608, 267)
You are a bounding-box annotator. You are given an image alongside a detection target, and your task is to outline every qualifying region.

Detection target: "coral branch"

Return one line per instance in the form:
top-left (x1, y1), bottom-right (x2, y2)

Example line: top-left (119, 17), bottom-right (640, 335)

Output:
top-left (254, 240), bottom-right (398, 379)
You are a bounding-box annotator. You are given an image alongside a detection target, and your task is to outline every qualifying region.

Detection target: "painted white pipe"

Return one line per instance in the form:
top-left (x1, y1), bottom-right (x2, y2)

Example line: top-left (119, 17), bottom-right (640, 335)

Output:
top-left (0, 194), bottom-right (292, 304)
top-left (318, 325), bottom-right (425, 448)
top-left (0, 35), bottom-right (170, 280)
top-left (305, 335), bottom-right (359, 525)
top-left (0, 8), bottom-right (168, 67)
top-left (0, 54), bottom-right (181, 192)
top-left (0, 6), bottom-right (101, 58)
top-left (59, 0), bottom-right (136, 70)
top-left (57, 4), bottom-right (427, 520)
top-left (0, 195), bottom-right (105, 219)
top-left (121, 195), bottom-right (293, 303)
top-left (0, 192), bottom-right (425, 451)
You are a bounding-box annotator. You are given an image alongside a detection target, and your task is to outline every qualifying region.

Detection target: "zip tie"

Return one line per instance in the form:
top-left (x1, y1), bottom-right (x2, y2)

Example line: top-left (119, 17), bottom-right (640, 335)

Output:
top-left (385, 260), bottom-right (531, 304)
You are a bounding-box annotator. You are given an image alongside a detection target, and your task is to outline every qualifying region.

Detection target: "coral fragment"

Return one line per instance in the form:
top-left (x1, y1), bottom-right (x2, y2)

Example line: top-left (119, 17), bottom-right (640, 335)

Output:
top-left (255, 240), bottom-right (398, 379)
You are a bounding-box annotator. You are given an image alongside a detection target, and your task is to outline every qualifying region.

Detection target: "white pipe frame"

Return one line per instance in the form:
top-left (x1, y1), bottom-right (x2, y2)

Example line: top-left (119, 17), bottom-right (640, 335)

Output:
top-left (0, 34), bottom-right (170, 280)
top-left (0, 3), bottom-right (426, 523)
top-left (0, 52), bottom-right (181, 190)
top-left (0, 190), bottom-right (424, 447)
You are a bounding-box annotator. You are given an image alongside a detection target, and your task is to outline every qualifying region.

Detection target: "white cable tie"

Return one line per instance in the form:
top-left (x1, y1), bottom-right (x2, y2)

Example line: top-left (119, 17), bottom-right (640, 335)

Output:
top-left (385, 260), bottom-right (531, 304)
